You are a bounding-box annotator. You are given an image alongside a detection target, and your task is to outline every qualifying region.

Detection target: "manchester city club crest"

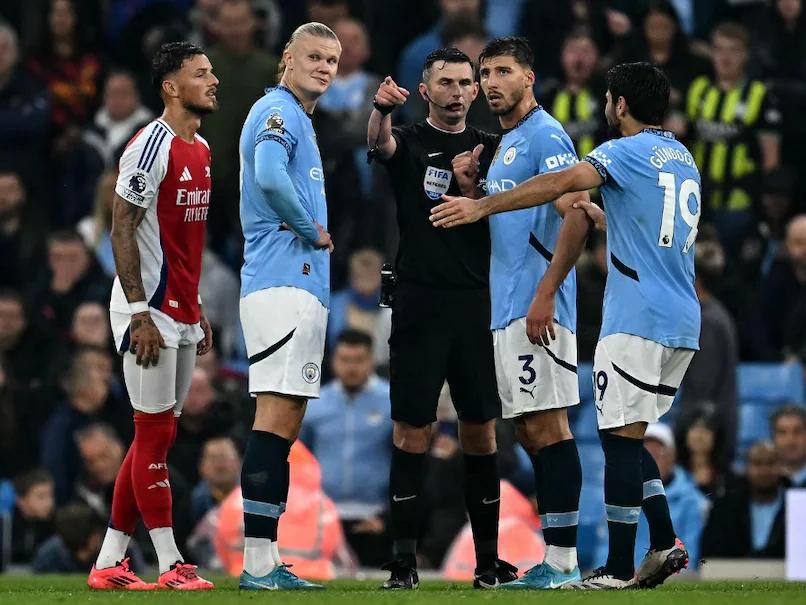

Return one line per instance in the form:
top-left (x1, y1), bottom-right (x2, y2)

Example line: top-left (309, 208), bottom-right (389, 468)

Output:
top-left (423, 166), bottom-right (452, 200)
top-left (302, 362), bottom-right (320, 384)
top-left (266, 112), bottom-right (284, 132)
top-left (129, 173), bottom-right (147, 193)
top-left (503, 146), bottom-right (517, 165)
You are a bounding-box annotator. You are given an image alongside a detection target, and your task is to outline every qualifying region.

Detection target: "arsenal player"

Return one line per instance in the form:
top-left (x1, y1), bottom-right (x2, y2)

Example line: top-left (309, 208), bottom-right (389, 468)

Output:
top-left (87, 42), bottom-right (218, 591)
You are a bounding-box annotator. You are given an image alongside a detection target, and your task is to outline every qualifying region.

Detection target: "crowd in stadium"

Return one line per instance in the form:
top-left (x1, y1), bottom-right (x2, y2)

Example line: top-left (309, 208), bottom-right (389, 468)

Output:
top-left (1, 0), bottom-right (805, 576)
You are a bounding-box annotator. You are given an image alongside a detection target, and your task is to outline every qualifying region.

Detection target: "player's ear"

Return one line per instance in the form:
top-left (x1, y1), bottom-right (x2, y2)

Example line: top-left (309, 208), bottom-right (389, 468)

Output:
top-left (161, 78), bottom-right (178, 99)
top-left (524, 68), bottom-right (535, 89)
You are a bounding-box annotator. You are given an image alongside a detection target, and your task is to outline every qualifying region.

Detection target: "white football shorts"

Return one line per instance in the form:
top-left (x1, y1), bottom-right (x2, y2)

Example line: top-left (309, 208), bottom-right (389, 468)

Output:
top-left (110, 308), bottom-right (202, 414)
top-left (240, 286), bottom-right (328, 399)
top-left (493, 317), bottom-right (580, 419)
top-left (592, 332), bottom-right (695, 430)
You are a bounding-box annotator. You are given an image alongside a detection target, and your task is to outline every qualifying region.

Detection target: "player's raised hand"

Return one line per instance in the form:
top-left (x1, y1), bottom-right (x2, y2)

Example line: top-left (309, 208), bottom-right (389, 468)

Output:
top-left (313, 222), bottom-right (335, 253)
top-left (374, 76), bottom-right (409, 109)
top-left (129, 311), bottom-right (166, 367)
top-left (197, 314), bottom-right (213, 356)
top-left (526, 287), bottom-right (556, 346)
top-left (452, 144), bottom-right (484, 197)
top-left (573, 200), bottom-right (607, 232)
top-left (430, 194), bottom-right (486, 228)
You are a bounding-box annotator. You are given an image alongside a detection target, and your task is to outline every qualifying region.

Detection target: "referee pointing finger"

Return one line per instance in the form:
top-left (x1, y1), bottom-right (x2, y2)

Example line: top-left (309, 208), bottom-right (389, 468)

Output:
top-left (367, 48), bottom-right (517, 590)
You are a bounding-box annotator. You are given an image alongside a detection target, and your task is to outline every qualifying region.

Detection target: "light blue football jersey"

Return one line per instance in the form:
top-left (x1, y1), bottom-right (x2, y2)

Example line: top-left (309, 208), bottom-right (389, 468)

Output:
top-left (239, 85), bottom-right (329, 307)
top-left (486, 106), bottom-right (578, 331)
top-left (585, 129), bottom-right (701, 349)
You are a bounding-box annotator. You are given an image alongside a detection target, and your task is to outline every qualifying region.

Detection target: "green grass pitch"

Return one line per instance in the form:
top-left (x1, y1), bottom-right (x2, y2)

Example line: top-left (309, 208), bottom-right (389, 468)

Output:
top-left (2, 576), bottom-right (805, 605)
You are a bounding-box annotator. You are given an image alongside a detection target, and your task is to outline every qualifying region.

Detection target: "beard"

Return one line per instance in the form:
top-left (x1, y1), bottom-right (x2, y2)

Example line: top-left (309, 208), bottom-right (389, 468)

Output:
top-left (489, 87), bottom-right (524, 117)
top-left (606, 115), bottom-right (622, 138)
top-left (183, 98), bottom-right (219, 116)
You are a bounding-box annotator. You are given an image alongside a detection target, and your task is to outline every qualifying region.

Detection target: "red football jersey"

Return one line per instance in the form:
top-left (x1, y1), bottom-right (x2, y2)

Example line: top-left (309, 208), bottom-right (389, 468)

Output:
top-left (111, 118), bottom-right (211, 324)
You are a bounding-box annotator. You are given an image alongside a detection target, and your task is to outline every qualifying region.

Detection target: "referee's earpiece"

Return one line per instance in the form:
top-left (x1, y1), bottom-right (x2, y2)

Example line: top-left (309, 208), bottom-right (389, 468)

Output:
top-left (423, 91), bottom-right (452, 110)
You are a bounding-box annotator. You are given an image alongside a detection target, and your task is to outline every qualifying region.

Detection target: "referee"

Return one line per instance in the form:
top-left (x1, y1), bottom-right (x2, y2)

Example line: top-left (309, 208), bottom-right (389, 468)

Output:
top-left (367, 48), bottom-right (516, 590)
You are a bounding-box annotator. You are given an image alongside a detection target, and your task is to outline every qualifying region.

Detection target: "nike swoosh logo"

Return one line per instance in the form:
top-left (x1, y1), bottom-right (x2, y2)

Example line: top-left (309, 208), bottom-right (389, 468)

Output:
top-left (392, 494), bottom-right (417, 502)
top-left (427, 152), bottom-right (442, 157)
top-left (482, 497), bottom-right (500, 505)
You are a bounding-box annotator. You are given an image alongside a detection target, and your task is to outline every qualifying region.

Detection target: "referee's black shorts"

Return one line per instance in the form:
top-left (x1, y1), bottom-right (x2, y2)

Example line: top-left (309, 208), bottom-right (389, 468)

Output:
top-left (389, 283), bottom-right (500, 427)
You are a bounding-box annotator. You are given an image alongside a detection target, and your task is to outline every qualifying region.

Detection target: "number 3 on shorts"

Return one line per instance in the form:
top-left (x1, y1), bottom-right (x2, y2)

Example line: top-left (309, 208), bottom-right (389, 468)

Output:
top-left (518, 354), bottom-right (536, 385)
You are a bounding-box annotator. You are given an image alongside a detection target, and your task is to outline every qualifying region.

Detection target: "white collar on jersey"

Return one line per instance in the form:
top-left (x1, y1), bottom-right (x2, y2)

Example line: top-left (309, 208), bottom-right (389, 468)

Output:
top-left (426, 117), bottom-right (466, 134)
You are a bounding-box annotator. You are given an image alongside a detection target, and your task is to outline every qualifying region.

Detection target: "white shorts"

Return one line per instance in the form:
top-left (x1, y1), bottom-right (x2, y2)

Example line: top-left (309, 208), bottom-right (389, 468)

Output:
top-left (592, 333), bottom-right (695, 430)
top-left (493, 318), bottom-right (579, 419)
top-left (110, 309), bottom-right (202, 414)
top-left (240, 287), bottom-right (328, 399)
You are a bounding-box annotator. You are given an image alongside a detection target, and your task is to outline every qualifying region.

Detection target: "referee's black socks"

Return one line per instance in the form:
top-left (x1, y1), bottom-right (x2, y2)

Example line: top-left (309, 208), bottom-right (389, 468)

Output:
top-left (389, 446), bottom-right (425, 569)
top-left (463, 452), bottom-right (499, 571)
top-left (601, 431), bottom-right (643, 580)
top-left (641, 446), bottom-right (676, 551)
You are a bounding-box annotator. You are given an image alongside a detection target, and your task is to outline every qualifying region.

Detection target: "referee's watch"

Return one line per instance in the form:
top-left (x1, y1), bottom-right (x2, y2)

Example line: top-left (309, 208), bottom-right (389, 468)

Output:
top-left (373, 97), bottom-right (395, 116)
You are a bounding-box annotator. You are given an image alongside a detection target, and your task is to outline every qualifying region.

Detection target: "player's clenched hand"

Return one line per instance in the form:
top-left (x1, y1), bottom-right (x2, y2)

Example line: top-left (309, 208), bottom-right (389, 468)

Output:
top-left (374, 76), bottom-right (409, 109)
top-left (314, 222), bottom-right (335, 253)
top-left (429, 194), bottom-right (486, 228)
top-left (197, 314), bottom-right (213, 356)
top-left (130, 311), bottom-right (166, 367)
top-left (452, 144), bottom-right (484, 197)
top-left (573, 200), bottom-right (607, 232)
top-left (526, 287), bottom-right (556, 346)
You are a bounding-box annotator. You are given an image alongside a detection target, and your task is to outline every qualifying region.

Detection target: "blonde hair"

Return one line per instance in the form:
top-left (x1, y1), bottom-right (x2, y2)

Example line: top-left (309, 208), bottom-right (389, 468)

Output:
top-left (277, 21), bottom-right (339, 79)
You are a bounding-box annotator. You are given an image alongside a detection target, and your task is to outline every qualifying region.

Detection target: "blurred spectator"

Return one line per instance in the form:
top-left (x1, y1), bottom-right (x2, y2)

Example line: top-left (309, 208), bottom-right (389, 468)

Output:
top-left (300, 329), bottom-right (393, 566)
top-left (701, 441), bottom-right (788, 558)
top-left (40, 346), bottom-right (130, 504)
top-left (771, 405), bottom-right (806, 488)
top-left (760, 0), bottom-right (806, 81)
top-left (575, 231), bottom-right (607, 361)
top-left (315, 17), bottom-right (385, 275)
top-left (199, 246), bottom-right (241, 359)
top-left (541, 28), bottom-right (606, 161)
top-left (677, 411), bottom-right (729, 498)
top-left (0, 22), bottom-right (50, 184)
top-left (70, 301), bottom-right (111, 348)
top-left (0, 357), bottom-right (43, 478)
top-left (622, 1), bottom-right (711, 115)
top-left (0, 171), bottom-right (46, 290)
top-left (202, 0), bottom-right (277, 260)
top-left (82, 70), bottom-right (153, 168)
top-left (396, 0), bottom-right (482, 119)
top-left (0, 288), bottom-right (57, 397)
top-left (10, 469), bottom-right (54, 565)
top-left (31, 504), bottom-right (106, 572)
top-left (751, 214), bottom-right (806, 363)
top-left (678, 235), bottom-right (738, 462)
top-left (27, 229), bottom-right (110, 341)
top-left (190, 436), bottom-right (241, 526)
top-left (28, 0), bottom-right (101, 139)
top-left (635, 424), bottom-right (707, 570)
top-left (326, 249), bottom-right (391, 370)
top-left (76, 169), bottom-right (116, 277)
top-left (172, 367), bottom-right (242, 486)
top-left (682, 22), bottom-right (781, 253)
top-left (73, 423), bottom-right (124, 519)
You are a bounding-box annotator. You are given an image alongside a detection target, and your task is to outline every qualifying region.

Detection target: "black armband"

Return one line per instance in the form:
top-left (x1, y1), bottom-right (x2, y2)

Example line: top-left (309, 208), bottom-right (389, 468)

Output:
top-left (373, 97), bottom-right (395, 116)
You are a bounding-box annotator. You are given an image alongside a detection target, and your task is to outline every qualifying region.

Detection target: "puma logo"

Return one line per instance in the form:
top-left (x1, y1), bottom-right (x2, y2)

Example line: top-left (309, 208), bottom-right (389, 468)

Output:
top-left (519, 385), bottom-right (537, 398)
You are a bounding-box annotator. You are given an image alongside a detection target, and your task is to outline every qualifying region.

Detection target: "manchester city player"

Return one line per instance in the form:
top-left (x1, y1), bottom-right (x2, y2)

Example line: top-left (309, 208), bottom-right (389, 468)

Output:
top-left (459, 37), bottom-right (595, 590)
top-left (237, 22), bottom-right (340, 591)
top-left (431, 62), bottom-right (701, 590)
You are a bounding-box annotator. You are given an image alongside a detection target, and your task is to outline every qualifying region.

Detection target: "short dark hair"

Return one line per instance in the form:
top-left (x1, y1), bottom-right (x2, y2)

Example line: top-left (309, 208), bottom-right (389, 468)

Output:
top-left (0, 287), bottom-right (23, 307)
top-left (47, 228), bottom-right (85, 246)
top-left (422, 47), bottom-right (473, 82)
top-left (441, 16), bottom-right (487, 48)
top-left (478, 36), bottom-right (533, 69)
top-left (336, 329), bottom-right (373, 350)
top-left (151, 41), bottom-right (205, 92)
top-left (13, 468), bottom-right (53, 497)
top-left (54, 504), bottom-right (104, 553)
top-left (712, 22), bottom-right (749, 49)
top-left (606, 62), bottom-right (670, 124)
top-left (771, 405), bottom-right (806, 432)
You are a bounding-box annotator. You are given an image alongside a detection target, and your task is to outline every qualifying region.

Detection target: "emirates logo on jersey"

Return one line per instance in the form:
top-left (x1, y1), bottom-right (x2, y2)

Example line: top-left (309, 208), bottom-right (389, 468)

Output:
top-left (176, 188), bottom-right (211, 223)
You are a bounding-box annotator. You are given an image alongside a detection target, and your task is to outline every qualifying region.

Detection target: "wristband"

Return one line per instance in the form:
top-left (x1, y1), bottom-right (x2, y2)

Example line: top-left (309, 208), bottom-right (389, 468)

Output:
top-left (130, 301), bottom-right (149, 314)
top-left (373, 97), bottom-right (395, 116)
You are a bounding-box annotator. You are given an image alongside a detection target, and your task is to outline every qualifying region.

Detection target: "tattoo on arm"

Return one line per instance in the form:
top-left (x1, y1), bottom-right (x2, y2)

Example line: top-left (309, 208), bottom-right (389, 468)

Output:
top-left (111, 194), bottom-right (149, 303)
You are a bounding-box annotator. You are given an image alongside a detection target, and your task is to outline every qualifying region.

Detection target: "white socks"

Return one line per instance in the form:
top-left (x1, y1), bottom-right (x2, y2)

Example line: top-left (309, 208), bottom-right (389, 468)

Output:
top-left (244, 538), bottom-right (283, 576)
top-left (544, 545), bottom-right (578, 573)
top-left (95, 527), bottom-right (131, 569)
top-left (149, 527), bottom-right (183, 573)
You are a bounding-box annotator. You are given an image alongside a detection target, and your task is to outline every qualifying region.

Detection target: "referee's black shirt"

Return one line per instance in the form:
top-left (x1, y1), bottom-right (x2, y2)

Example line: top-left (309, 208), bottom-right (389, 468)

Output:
top-left (379, 120), bottom-right (500, 289)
